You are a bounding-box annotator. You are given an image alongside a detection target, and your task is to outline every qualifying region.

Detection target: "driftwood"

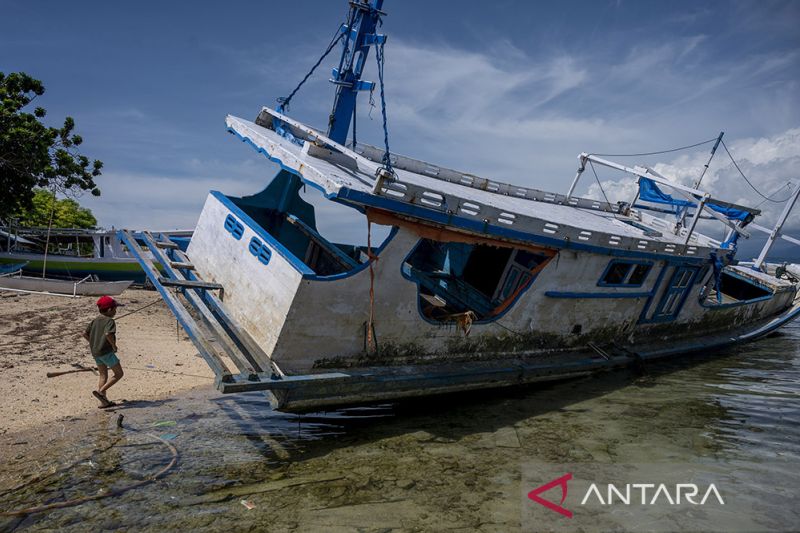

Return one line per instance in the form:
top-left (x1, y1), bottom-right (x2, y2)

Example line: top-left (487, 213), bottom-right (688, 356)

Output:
top-left (46, 364), bottom-right (97, 378)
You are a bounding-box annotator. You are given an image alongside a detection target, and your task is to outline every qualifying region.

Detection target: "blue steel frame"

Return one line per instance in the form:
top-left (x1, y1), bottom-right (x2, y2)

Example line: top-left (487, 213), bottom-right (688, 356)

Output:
top-left (326, 0), bottom-right (386, 144)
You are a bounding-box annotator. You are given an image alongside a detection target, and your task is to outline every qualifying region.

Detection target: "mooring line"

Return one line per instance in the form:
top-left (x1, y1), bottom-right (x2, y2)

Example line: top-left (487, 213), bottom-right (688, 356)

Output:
top-left (0, 429), bottom-right (178, 517)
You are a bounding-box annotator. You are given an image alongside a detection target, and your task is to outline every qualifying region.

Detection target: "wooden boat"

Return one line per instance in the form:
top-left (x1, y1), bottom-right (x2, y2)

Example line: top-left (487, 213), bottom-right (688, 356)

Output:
top-left (0, 228), bottom-right (191, 283)
top-left (121, 0), bottom-right (800, 411)
top-left (0, 272), bottom-right (132, 297)
top-left (0, 262), bottom-right (27, 274)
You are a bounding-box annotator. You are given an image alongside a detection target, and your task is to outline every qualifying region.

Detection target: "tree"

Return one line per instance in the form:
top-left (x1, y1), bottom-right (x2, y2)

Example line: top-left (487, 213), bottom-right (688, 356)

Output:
top-left (14, 188), bottom-right (97, 229)
top-left (0, 71), bottom-right (103, 221)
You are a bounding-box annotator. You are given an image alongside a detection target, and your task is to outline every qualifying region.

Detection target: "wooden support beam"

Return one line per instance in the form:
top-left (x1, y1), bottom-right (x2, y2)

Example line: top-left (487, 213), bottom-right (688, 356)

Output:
top-left (169, 261), bottom-right (195, 270)
top-left (157, 277), bottom-right (223, 290)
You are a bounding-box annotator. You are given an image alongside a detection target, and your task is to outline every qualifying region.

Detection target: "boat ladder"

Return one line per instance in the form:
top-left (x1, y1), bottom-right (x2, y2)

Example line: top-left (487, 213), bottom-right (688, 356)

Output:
top-left (117, 229), bottom-right (285, 398)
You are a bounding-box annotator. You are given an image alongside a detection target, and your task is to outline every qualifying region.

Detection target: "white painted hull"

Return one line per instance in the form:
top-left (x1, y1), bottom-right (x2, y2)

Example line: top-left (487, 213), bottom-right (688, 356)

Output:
top-left (182, 191), bottom-right (799, 410)
top-left (0, 276), bottom-right (133, 296)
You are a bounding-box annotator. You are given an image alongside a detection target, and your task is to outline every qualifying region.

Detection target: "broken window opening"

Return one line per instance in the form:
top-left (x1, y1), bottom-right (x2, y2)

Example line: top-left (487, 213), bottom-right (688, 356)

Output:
top-left (229, 170), bottom-right (393, 277)
top-left (598, 260), bottom-right (652, 287)
top-left (706, 271), bottom-right (771, 305)
top-left (403, 239), bottom-right (554, 324)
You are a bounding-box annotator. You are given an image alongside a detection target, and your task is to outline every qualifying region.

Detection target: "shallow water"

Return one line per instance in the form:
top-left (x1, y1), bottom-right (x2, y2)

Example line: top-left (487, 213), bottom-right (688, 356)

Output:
top-left (1, 323), bottom-right (799, 532)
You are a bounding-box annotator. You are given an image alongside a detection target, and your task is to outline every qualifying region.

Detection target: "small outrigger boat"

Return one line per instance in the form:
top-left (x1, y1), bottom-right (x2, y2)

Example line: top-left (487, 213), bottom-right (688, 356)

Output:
top-left (0, 268), bottom-right (132, 297)
top-left (0, 226), bottom-right (192, 283)
top-left (122, 0), bottom-right (800, 411)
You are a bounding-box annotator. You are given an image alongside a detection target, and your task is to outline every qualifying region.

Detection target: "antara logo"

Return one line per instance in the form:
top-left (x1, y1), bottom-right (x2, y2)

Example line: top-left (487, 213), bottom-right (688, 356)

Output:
top-left (528, 473), bottom-right (725, 518)
top-left (528, 473), bottom-right (573, 518)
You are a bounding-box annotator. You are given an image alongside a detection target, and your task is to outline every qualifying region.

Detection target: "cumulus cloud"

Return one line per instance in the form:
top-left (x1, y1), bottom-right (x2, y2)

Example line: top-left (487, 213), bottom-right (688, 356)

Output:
top-left (586, 128), bottom-right (800, 237)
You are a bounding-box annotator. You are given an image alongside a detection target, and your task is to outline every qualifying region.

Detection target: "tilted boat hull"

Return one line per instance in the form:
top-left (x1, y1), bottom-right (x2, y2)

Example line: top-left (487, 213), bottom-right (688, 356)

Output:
top-left (180, 189), bottom-right (799, 411)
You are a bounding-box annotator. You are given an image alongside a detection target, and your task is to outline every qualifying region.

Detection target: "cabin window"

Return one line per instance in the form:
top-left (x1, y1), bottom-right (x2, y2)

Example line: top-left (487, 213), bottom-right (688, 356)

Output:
top-left (402, 240), bottom-right (554, 324)
top-left (652, 265), bottom-right (699, 320)
top-left (598, 260), bottom-right (652, 287)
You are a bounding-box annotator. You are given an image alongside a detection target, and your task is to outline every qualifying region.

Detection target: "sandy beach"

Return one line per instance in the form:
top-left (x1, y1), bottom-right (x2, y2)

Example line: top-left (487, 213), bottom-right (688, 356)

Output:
top-left (0, 288), bottom-right (214, 436)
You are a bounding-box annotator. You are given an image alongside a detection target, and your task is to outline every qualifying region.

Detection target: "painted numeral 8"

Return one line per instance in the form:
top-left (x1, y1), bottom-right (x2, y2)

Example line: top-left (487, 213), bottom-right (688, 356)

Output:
top-left (224, 214), bottom-right (244, 240)
top-left (248, 237), bottom-right (272, 265)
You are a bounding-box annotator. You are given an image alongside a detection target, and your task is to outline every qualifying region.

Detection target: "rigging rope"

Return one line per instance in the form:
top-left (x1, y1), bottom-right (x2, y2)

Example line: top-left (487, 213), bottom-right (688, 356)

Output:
top-left (365, 216), bottom-right (377, 355)
top-left (588, 160), bottom-right (614, 211)
top-left (374, 39), bottom-right (393, 173)
top-left (720, 139), bottom-right (793, 204)
top-left (276, 27), bottom-right (346, 112)
top-left (754, 182), bottom-right (794, 208)
top-left (592, 137), bottom-right (717, 158)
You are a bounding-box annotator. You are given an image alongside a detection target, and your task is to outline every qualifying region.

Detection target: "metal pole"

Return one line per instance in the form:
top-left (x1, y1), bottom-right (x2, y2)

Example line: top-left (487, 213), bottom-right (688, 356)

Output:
top-left (566, 158), bottom-right (586, 199)
top-left (753, 184), bottom-right (800, 271)
top-left (684, 195), bottom-right (708, 244)
top-left (679, 132), bottom-right (723, 226)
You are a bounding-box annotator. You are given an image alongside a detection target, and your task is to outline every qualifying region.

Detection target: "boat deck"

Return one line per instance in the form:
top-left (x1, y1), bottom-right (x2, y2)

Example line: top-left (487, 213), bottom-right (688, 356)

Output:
top-left (226, 110), bottom-right (722, 259)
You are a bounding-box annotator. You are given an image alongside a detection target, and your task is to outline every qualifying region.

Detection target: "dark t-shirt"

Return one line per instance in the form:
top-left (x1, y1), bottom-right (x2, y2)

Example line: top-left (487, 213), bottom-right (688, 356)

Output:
top-left (85, 315), bottom-right (116, 357)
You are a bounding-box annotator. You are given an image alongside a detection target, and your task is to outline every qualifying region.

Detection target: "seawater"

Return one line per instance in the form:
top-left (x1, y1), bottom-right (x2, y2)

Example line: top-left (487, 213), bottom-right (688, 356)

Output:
top-left (1, 322), bottom-right (799, 532)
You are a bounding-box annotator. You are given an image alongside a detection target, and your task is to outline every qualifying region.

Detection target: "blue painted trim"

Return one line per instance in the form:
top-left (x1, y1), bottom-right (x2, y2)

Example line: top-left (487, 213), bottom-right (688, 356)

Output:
top-left (210, 190), bottom-right (315, 276)
top-left (647, 265), bottom-right (701, 323)
top-left (700, 294), bottom-right (773, 309)
top-left (304, 226), bottom-right (399, 282)
top-left (398, 238), bottom-right (551, 326)
top-left (337, 188), bottom-right (709, 264)
top-left (211, 190), bottom-right (399, 283)
top-left (638, 262), bottom-right (670, 324)
top-left (229, 125), bottom-right (714, 266)
top-left (545, 291), bottom-right (651, 299)
top-left (597, 259), bottom-right (654, 288)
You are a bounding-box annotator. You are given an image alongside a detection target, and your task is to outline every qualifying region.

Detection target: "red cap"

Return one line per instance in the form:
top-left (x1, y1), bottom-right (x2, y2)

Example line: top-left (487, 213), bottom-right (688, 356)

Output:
top-left (96, 295), bottom-right (123, 311)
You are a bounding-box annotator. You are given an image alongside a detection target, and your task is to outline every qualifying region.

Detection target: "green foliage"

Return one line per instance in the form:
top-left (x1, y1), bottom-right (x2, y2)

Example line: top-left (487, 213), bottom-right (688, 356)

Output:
top-left (0, 71), bottom-right (103, 221)
top-left (14, 189), bottom-right (97, 229)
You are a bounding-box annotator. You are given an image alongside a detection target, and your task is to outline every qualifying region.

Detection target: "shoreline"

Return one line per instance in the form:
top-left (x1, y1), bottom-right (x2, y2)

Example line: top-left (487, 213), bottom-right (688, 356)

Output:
top-left (0, 289), bottom-right (215, 436)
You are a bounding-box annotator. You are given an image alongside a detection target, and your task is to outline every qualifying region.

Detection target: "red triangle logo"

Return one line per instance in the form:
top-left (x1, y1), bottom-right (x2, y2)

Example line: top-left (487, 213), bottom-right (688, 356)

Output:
top-left (527, 473), bottom-right (573, 518)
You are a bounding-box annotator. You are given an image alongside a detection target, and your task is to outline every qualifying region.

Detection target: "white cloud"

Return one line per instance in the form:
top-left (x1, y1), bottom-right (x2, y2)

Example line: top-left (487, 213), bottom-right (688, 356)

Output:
top-left (586, 128), bottom-right (800, 239)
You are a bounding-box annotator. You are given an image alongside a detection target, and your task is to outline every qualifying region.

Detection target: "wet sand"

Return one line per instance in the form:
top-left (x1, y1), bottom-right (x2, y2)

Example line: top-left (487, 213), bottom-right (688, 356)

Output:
top-left (0, 289), bottom-right (214, 435)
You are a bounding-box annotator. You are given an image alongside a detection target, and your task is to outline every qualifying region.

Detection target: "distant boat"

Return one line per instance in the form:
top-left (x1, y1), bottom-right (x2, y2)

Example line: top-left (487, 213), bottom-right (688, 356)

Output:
top-left (0, 227), bottom-right (191, 283)
top-left (0, 261), bottom-right (27, 274)
top-left (0, 270), bottom-right (132, 296)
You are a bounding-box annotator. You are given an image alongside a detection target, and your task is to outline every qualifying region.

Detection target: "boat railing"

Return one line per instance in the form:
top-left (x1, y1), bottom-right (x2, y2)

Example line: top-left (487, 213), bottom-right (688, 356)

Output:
top-left (372, 173), bottom-right (710, 258)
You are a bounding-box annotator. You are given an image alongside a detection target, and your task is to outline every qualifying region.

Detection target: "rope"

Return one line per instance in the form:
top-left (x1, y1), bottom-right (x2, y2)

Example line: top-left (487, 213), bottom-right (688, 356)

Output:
top-left (588, 161), bottom-right (616, 216)
top-left (754, 182), bottom-right (794, 208)
top-left (276, 27), bottom-right (346, 112)
top-left (591, 137), bottom-right (717, 158)
top-left (374, 40), bottom-right (393, 173)
top-left (720, 139), bottom-right (793, 204)
top-left (0, 430), bottom-right (178, 517)
top-left (365, 217), bottom-right (377, 354)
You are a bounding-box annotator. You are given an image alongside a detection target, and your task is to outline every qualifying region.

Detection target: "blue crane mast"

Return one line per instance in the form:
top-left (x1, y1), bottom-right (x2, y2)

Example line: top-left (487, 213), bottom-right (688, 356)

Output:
top-left (326, 0), bottom-right (387, 145)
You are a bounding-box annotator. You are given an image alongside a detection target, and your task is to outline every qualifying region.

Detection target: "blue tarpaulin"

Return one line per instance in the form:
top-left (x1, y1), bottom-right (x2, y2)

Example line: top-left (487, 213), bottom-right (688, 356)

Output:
top-left (638, 178), bottom-right (752, 222)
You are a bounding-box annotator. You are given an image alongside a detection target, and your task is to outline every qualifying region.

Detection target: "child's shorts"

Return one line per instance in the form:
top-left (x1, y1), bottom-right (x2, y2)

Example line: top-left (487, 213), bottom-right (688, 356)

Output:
top-left (94, 352), bottom-right (120, 368)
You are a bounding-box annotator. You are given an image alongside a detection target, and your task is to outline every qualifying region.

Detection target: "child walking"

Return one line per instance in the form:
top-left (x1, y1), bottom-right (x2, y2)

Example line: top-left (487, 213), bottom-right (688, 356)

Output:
top-left (83, 295), bottom-right (125, 408)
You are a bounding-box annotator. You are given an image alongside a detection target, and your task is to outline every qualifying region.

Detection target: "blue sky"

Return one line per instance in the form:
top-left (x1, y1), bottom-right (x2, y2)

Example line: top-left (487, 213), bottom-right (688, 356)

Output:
top-left (2, 0), bottom-right (799, 257)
